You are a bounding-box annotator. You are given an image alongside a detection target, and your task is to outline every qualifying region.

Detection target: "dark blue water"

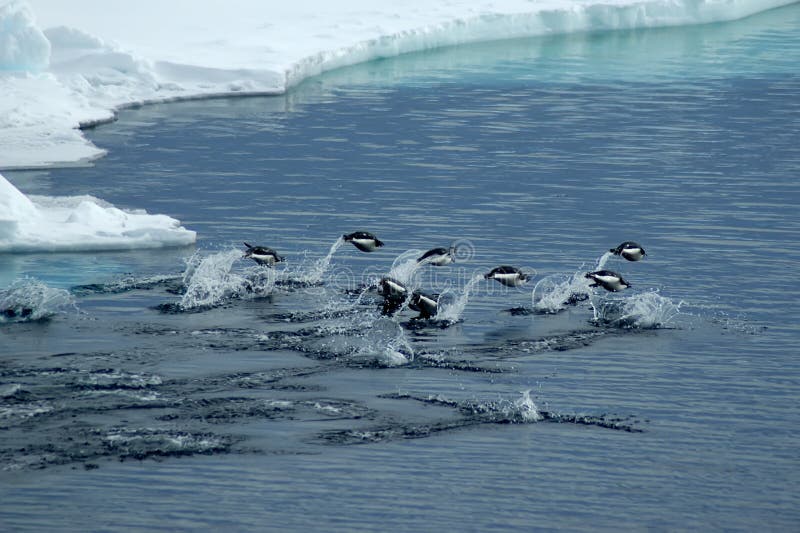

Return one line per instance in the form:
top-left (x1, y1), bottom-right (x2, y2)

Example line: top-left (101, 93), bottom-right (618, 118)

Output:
top-left (2, 5), bottom-right (800, 530)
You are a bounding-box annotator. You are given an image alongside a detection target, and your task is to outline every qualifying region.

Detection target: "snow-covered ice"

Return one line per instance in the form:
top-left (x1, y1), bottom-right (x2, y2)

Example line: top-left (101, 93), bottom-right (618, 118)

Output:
top-left (0, 172), bottom-right (196, 252)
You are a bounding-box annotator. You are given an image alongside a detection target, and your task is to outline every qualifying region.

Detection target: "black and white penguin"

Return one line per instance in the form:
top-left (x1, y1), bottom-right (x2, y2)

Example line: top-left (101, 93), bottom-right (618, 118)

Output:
top-left (343, 231), bottom-right (384, 252)
top-left (243, 242), bottom-right (284, 266)
top-left (585, 270), bottom-right (631, 292)
top-left (408, 291), bottom-right (439, 319)
top-left (484, 266), bottom-right (531, 287)
top-left (378, 277), bottom-right (409, 300)
top-left (610, 241), bottom-right (646, 261)
top-left (417, 246), bottom-right (455, 266)
top-left (378, 277), bottom-right (409, 316)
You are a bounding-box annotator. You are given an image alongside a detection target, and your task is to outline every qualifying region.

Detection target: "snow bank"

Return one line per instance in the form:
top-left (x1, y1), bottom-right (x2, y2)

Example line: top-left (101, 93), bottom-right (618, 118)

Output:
top-left (0, 0), bottom-right (795, 169)
top-left (0, 172), bottom-right (196, 252)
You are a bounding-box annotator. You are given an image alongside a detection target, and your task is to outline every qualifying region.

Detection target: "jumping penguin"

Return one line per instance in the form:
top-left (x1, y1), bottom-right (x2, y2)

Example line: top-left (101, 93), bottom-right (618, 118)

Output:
top-left (243, 242), bottom-right (284, 267)
top-left (343, 231), bottom-right (384, 252)
top-left (408, 290), bottom-right (439, 319)
top-left (585, 270), bottom-right (631, 292)
top-left (610, 241), bottom-right (646, 261)
top-left (417, 245), bottom-right (456, 266)
top-left (484, 266), bottom-right (531, 287)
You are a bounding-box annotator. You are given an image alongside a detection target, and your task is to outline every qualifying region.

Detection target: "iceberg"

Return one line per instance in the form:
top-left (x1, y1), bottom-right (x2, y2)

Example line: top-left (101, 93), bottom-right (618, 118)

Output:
top-left (0, 0), bottom-right (796, 170)
top-left (0, 172), bottom-right (196, 252)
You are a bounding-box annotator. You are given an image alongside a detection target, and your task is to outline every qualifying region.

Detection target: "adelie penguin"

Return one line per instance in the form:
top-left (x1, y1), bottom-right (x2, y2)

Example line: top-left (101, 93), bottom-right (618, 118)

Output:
top-left (484, 266), bottom-right (530, 287)
top-left (585, 270), bottom-right (631, 292)
top-left (378, 277), bottom-right (409, 300)
top-left (243, 242), bottom-right (284, 267)
top-left (408, 290), bottom-right (439, 319)
top-left (610, 241), bottom-right (646, 261)
top-left (378, 277), bottom-right (409, 316)
top-left (343, 231), bottom-right (384, 252)
top-left (417, 245), bottom-right (456, 266)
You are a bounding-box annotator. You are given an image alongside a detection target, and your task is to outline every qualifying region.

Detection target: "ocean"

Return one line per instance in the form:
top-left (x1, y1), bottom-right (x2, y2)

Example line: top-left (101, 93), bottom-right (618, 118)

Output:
top-left (1, 4), bottom-right (799, 530)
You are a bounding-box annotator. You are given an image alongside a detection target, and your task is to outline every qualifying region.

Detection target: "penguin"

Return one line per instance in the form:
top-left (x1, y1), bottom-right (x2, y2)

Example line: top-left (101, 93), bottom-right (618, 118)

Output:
top-left (408, 291), bottom-right (439, 319)
top-left (378, 277), bottom-right (409, 300)
top-left (417, 245), bottom-right (455, 266)
top-left (585, 270), bottom-right (631, 292)
top-left (243, 242), bottom-right (284, 266)
top-left (610, 241), bottom-right (646, 261)
top-left (378, 277), bottom-right (409, 316)
top-left (343, 231), bottom-right (384, 252)
top-left (484, 266), bottom-right (531, 287)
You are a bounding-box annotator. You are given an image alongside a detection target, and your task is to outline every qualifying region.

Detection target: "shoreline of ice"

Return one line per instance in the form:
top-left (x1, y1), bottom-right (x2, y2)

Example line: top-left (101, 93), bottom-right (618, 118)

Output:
top-left (1, 0), bottom-right (796, 170)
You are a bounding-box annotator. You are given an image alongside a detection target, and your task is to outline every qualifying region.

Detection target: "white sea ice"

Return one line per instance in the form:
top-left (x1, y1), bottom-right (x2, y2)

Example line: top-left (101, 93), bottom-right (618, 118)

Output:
top-left (0, 172), bottom-right (196, 252)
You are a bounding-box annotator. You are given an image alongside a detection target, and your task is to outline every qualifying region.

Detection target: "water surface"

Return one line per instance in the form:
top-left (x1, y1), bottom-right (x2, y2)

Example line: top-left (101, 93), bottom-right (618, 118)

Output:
top-left (2, 5), bottom-right (800, 530)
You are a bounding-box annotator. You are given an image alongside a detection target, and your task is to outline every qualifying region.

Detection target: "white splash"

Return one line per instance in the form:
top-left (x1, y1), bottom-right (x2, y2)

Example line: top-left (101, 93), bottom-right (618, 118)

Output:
top-left (591, 289), bottom-right (683, 329)
top-left (354, 317), bottom-right (415, 366)
top-left (0, 277), bottom-right (75, 321)
top-left (482, 390), bottom-right (544, 423)
top-left (387, 249), bottom-right (424, 287)
top-left (435, 273), bottom-right (483, 323)
top-left (378, 345), bottom-right (414, 367)
top-left (594, 250), bottom-right (615, 271)
top-left (513, 390), bottom-right (544, 423)
top-left (288, 237), bottom-right (343, 285)
top-left (532, 251), bottom-right (618, 313)
top-left (179, 249), bottom-right (275, 310)
top-left (532, 270), bottom-right (592, 314)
